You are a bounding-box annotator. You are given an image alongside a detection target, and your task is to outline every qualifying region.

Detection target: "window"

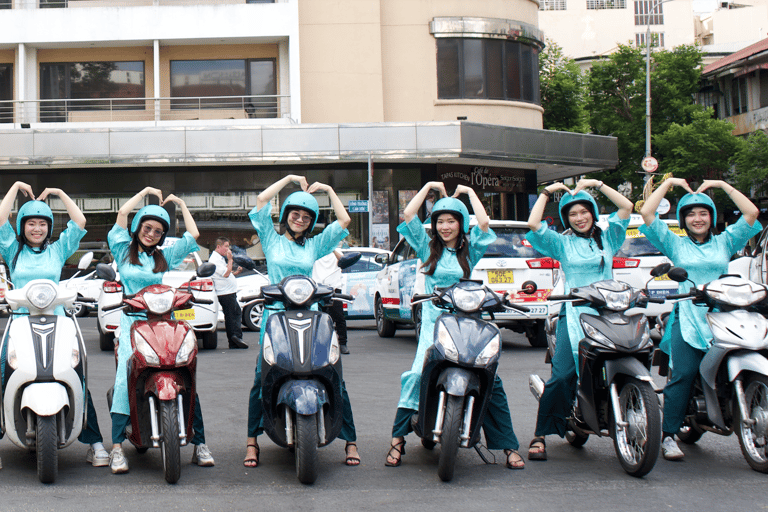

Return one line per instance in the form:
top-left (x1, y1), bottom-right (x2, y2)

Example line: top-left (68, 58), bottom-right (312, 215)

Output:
top-left (540, 0), bottom-right (567, 10)
top-left (635, 32), bottom-right (665, 48)
top-left (760, 71), bottom-right (768, 108)
top-left (587, 0), bottom-right (626, 9)
top-left (635, 0), bottom-right (664, 25)
top-left (170, 59), bottom-right (277, 117)
top-left (0, 64), bottom-right (11, 123)
top-left (40, 61), bottom-right (145, 122)
top-left (731, 76), bottom-right (748, 115)
top-left (436, 38), bottom-right (540, 104)
top-left (0, 0), bottom-right (11, 9)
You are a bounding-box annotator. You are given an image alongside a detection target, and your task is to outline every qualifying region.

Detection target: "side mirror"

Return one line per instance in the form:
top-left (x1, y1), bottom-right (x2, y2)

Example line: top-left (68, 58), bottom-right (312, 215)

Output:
top-left (374, 253), bottom-right (389, 265)
top-left (78, 251), bottom-right (94, 270)
top-left (96, 263), bottom-right (116, 281)
top-left (650, 263), bottom-right (671, 278)
top-left (196, 262), bottom-right (216, 278)
top-left (338, 252), bottom-right (362, 270)
top-left (667, 267), bottom-right (689, 283)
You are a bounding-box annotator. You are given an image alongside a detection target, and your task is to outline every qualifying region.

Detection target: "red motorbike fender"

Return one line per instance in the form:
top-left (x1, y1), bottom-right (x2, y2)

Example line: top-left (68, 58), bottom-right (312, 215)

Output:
top-left (145, 373), bottom-right (184, 400)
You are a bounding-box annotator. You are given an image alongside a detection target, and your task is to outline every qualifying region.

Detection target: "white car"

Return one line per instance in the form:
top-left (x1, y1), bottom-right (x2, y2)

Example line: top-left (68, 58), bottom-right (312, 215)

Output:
top-left (61, 269), bottom-right (101, 317)
top-left (97, 238), bottom-right (220, 351)
top-left (235, 269), bottom-right (270, 331)
top-left (338, 247), bottom-right (390, 319)
top-left (374, 218), bottom-right (564, 347)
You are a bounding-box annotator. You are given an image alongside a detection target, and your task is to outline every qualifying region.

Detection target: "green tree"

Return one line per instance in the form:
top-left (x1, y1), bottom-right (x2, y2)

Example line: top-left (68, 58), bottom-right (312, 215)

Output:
top-left (539, 39), bottom-right (588, 133)
top-left (734, 130), bottom-right (768, 197)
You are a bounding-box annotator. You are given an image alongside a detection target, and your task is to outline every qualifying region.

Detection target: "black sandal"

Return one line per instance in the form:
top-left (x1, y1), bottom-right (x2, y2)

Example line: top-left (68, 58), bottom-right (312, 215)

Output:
top-left (345, 442), bottom-right (361, 466)
top-left (528, 437), bottom-right (547, 461)
top-left (243, 443), bottom-right (260, 468)
top-left (385, 439), bottom-right (406, 467)
top-left (504, 449), bottom-right (525, 469)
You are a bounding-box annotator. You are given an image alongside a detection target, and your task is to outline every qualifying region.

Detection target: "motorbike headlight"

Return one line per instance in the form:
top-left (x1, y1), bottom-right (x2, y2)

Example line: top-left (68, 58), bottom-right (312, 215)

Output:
top-left (176, 329), bottom-right (197, 365)
top-left (706, 281), bottom-right (767, 307)
top-left (263, 332), bottom-right (276, 365)
top-left (597, 287), bottom-right (631, 311)
top-left (453, 287), bottom-right (486, 313)
top-left (7, 337), bottom-right (17, 370)
top-left (135, 331), bottom-right (160, 365)
top-left (329, 332), bottom-right (340, 365)
top-left (436, 322), bottom-right (459, 362)
top-left (283, 277), bottom-right (315, 306)
top-left (27, 282), bottom-right (57, 310)
top-left (581, 320), bottom-right (615, 349)
top-left (144, 290), bottom-right (174, 315)
top-left (475, 334), bottom-right (500, 366)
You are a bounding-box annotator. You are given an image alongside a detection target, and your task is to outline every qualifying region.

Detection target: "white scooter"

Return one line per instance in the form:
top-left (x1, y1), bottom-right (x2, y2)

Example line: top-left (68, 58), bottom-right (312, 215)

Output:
top-left (0, 253), bottom-right (92, 483)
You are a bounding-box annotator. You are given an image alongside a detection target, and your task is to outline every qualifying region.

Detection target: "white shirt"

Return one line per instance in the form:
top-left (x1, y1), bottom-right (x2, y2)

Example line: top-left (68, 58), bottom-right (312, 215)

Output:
top-left (210, 250), bottom-right (237, 295)
top-left (312, 251), bottom-right (342, 289)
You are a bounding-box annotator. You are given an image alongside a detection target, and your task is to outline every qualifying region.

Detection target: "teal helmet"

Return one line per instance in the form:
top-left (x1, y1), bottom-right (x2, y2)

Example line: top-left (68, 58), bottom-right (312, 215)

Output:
top-left (17, 200), bottom-right (54, 240)
top-left (559, 191), bottom-right (599, 230)
top-left (431, 197), bottom-right (470, 233)
top-left (677, 192), bottom-right (716, 228)
top-left (280, 191), bottom-right (319, 232)
top-left (131, 205), bottom-right (171, 245)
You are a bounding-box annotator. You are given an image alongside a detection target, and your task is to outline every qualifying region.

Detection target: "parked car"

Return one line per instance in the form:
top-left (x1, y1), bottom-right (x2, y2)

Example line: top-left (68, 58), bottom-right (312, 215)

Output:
top-left (97, 237), bottom-right (220, 351)
top-left (236, 268), bottom-right (270, 331)
top-left (728, 222), bottom-right (768, 283)
top-left (373, 218), bottom-right (564, 347)
top-left (339, 247), bottom-right (390, 319)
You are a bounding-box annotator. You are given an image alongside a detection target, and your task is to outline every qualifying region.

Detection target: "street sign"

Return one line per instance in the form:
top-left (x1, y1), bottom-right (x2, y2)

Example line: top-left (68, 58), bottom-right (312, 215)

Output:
top-left (641, 156), bottom-right (659, 172)
top-left (349, 200), bottom-right (369, 213)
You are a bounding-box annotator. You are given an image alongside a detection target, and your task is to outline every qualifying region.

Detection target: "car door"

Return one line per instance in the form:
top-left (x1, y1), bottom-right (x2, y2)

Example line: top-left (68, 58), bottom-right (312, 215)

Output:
top-left (376, 238), bottom-right (413, 322)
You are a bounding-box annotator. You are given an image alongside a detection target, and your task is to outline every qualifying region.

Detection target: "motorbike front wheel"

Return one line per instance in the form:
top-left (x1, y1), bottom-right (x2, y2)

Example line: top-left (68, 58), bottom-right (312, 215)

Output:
top-left (295, 413), bottom-right (319, 484)
top-left (160, 399), bottom-right (181, 484)
top-left (611, 378), bottom-right (661, 478)
top-left (437, 395), bottom-right (464, 482)
top-left (735, 374), bottom-right (768, 473)
top-left (36, 415), bottom-right (58, 484)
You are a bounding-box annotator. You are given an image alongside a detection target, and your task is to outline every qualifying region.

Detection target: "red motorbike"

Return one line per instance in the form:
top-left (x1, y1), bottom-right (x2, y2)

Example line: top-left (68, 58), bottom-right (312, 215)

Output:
top-left (97, 262), bottom-right (215, 484)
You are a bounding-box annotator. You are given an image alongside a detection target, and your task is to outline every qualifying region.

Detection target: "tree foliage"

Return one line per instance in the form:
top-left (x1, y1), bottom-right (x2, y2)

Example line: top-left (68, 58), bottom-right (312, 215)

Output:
top-left (539, 39), bottom-right (589, 133)
top-left (734, 130), bottom-right (768, 198)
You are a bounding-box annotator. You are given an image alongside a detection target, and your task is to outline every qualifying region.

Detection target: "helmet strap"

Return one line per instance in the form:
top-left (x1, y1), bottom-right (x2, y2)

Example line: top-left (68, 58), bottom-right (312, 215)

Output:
top-left (137, 239), bottom-right (158, 256)
top-left (285, 225), bottom-right (306, 246)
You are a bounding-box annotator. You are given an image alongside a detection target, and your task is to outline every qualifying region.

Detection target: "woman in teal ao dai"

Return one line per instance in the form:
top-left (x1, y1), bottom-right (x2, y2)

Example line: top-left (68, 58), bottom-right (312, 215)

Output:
top-left (385, 182), bottom-right (525, 470)
top-left (244, 175), bottom-right (360, 468)
top-left (639, 178), bottom-right (761, 461)
top-left (525, 179), bottom-right (633, 461)
top-left (0, 181), bottom-right (108, 468)
top-left (106, 187), bottom-right (215, 474)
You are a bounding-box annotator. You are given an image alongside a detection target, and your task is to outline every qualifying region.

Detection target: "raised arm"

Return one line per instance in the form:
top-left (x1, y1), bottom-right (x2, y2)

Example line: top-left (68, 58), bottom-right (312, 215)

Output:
top-left (256, 175), bottom-right (308, 211)
top-left (37, 188), bottom-right (85, 229)
top-left (573, 178), bottom-right (633, 220)
top-left (163, 194), bottom-right (199, 239)
top-left (402, 182), bottom-right (447, 224)
top-left (639, 178), bottom-right (693, 226)
top-left (527, 182), bottom-right (571, 232)
top-left (117, 187), bottom-right (163, 229)
top-left (308, 182), bottom-right (351, 229)
top-left (453, 184), bottom-right (490, 232)
top-left (0, 181), bottom-right (35, 228)
top-left (697, 180), bottom-right (759, 226)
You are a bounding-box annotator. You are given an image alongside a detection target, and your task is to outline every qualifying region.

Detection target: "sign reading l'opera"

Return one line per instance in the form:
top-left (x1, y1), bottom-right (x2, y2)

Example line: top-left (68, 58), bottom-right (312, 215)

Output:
top-left (437, 164), bottom-right (526, 193)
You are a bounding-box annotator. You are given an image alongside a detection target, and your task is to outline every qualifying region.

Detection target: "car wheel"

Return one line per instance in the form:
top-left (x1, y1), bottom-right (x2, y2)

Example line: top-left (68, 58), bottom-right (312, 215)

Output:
top-left (526, 320), bottom-right (548, 348)
top-left (73, 301), bottom-right (89, 317)
top-left (413, 303), bottom-right (422, 340)
top-left (375, 296), bottom-right (396, 338)
top-left (199, 330), bottom-right (218, 350)
top-left (243, 302), bottom-right (264, 332)
top-left (99, 328), bottom-right (115, 352)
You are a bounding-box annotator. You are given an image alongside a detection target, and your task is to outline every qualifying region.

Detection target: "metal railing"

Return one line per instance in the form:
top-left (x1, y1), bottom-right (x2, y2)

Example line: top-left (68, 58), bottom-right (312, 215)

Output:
top-left (0, 0), bottom-right (277, 8)
top-left (0, 95), bottom-right (290, 124)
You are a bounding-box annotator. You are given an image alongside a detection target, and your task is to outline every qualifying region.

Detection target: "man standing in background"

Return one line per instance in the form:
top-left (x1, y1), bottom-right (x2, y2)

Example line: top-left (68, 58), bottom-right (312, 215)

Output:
top-left (210, 237), bottom-right (248, 349)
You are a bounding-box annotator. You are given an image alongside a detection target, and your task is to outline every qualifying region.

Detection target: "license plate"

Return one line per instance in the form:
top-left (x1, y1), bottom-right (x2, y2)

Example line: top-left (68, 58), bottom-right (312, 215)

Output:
top-left (174, 309), bottom-right (195, 321)
top-left (648, 288), bottom-right (677, 299)
top-left (487, 270), bottom-right (514, 284)
top-left (654, 274), bottom-right (671, 281)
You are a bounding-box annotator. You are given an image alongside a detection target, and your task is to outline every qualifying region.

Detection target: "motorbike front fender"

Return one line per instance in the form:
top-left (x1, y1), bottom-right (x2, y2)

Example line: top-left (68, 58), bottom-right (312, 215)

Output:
top-left (145, 373), bottom-right (184, 401)
top-left (603, 357), bottom-right (653, 385)
top-left (21, 382), bottom-right (69, 417)
top-left (437, 367), bottom-right (481, 397)
top-left (726, 351), bottom-right (768, 383)
top-left (277, 380), bottom-right (328, 415)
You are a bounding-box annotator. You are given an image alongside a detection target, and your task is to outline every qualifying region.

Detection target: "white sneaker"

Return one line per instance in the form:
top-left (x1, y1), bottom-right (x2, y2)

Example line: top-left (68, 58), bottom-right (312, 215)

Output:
top-left (109, 445), bottom-right (129, 474)
top-left (86, 444), bottom-right (110, 467)
top-left (662, 437), bottom-right (684, 460)
top-left (192, 444), bottom-right (215, 467)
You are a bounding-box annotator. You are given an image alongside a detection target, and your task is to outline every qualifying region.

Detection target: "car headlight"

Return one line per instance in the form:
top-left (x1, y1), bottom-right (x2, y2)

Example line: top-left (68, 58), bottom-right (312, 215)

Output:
top-left (144, 289), bottom-right (174, 315)
top-left (27, 282), bottom-right (57, 310)
top-left (263, 332), bottom-right (276, 365)
top-left (475, 334), bottom-right (500, 366)
top-left (283, 277), bottom-right (315, 306)
top-left (436, 322), bottom-right (459, 362)
top-left (135, 331), bottom-right (160, 365)
top-left (597, 287), bottom-right (631, 311)
top-left (453, 287), bottom-right (486, 313)
top-left (7, 337), bottom-right (17, 370)
top-left (329, 332), bottom-right (340, 365)
top-left (176, 329), bottom-right (197, 365)
top-left (581, 320), bottom-right (615, 349)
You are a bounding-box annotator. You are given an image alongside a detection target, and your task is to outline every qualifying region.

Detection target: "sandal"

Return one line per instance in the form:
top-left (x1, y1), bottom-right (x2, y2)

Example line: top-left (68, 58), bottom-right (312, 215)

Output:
top-left (345, 442), bottom-right (361, 466)
top-left (243, 443), bottom-right (259, 468)
top-left (385, 438), bottom-right (406, 467)
top-left (504, 449), bottom-right (525, 470)
top-left (528, 437), bottom-right (547, 461)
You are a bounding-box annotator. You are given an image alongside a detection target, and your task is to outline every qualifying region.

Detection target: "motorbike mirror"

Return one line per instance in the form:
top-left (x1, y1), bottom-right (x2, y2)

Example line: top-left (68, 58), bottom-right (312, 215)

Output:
top-left (521, 280), bottom-right (537, 294)
top-left (338, 252), bottom-right (362, 270)
top-left (667, 267), bottom-right (689, 283)
top-left (95, 262), bottom-right (116, 281)
top-left (649, 263), bottom-right (671, 278)
top-left (196, 262), bottom-right (216, 278)
top-left (78, 251), bottom-right (94, 270)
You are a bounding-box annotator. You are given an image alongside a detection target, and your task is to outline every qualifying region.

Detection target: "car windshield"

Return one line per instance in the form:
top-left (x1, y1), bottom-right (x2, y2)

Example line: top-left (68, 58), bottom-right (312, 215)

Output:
top-left (483, 228), bottom-right (544, 259)
top-left (342, 251), bottom-right (387, 273)
top-left (173, 255), bottom-right (198, 272)
top-left (616, 227), bottom-right (686, 257)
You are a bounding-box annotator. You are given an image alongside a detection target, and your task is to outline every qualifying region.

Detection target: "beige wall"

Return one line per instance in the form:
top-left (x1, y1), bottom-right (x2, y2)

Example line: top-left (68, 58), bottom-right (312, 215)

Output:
top-left (707, 4), bottom-right (768, 45)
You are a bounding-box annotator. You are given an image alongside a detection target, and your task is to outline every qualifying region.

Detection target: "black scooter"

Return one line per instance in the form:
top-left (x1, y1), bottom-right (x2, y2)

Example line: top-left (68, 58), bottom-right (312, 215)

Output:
top-left (410, 279), bottom-right (529, 482)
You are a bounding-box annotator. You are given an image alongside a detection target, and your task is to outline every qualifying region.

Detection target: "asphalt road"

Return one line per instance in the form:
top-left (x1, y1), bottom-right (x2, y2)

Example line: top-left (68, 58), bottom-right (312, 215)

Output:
top-left (0, 317), bottom-right (764, 512)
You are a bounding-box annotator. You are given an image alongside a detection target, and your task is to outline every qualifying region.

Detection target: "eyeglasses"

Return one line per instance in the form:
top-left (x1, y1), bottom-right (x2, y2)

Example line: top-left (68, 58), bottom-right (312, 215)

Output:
top-left (288, 211), bottom-right (313, 224)
top-left (141, 224), bottom-right (165, 238)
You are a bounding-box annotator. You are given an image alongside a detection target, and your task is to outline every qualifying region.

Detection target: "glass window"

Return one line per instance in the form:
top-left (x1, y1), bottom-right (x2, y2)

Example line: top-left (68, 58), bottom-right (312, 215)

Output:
top-left (635, 32), bottom-right (665, 48)
top-left (391, 239), bottom-right (411, 263)
top-left (436, 38), bottom-right (541, 104)
top-left (587, 0), bottom-right (626, 8)
top-left (540, 0), bottom-right (567, 10)
top-left (0, 0), bottom-right (11, 9)
top-left (0, 64), bottom-right (11, 124)
top-left (247, 59), bottom-right (278, 118)
top-left (634, 0), bottom-right (664, 25)
top-left (484, 228), bottom-right (544, 259)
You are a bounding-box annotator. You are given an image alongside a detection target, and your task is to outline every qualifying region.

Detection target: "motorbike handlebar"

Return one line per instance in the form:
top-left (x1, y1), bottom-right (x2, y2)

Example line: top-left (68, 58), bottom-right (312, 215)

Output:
top-left (192, 298), bottom-right (214, 305)
top-left (547, 294), bottom-right (572, 301)
top-left (646, 297), bottom-right (666, 304)
top-left (102, 302), bottom-right (124, 312)
top-left (411, 294), bottom-right (433, 302)
top-left (334, 293), bottom-right (354, 302)
top-left (665, 291), bottom-right (694, 300)
top-left (505, 302), bottom-right (531, 312)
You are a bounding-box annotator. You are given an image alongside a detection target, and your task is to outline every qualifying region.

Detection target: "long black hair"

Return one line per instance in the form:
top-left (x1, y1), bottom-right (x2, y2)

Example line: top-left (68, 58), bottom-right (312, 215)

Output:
top-left (679, 204), bottom-right (717, 244)
top-left (12, 218), bottom-right (51, 271)
top-left (421, 213), bottom-right (471, 278)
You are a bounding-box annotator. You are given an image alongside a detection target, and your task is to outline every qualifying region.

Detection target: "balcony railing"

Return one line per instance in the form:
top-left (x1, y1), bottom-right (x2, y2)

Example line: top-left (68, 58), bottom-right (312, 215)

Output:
top-left (0, 0), bottom-right (276, 8)
top-left (0, 95), bottom-right (290, 124)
